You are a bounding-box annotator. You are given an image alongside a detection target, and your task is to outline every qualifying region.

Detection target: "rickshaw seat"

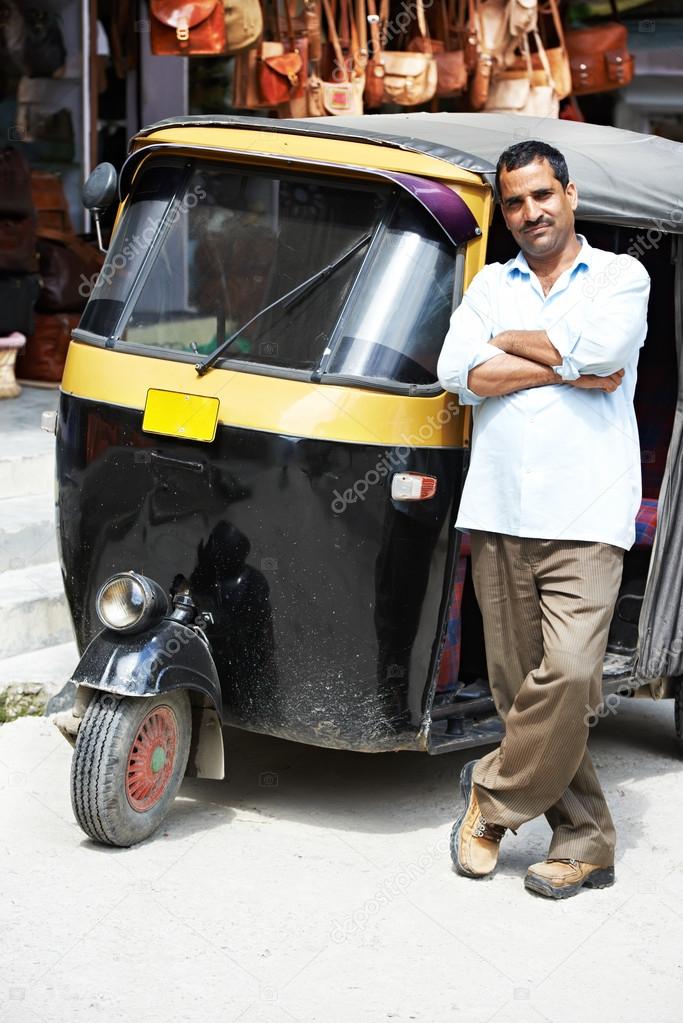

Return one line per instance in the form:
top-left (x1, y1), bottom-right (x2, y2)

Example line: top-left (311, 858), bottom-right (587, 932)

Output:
top-left (436, 499), bottom-right (659, 692)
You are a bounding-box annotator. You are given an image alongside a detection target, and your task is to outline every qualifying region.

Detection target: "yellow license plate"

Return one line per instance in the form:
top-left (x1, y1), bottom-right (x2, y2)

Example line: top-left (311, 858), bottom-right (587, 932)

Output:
top-left (142, 389), bottom-right (219, 443)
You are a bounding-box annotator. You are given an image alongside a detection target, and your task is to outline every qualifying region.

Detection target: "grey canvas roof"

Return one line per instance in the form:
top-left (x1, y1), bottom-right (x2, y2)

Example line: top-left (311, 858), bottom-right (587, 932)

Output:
top-left (137, 112), bottom-right (683, 234)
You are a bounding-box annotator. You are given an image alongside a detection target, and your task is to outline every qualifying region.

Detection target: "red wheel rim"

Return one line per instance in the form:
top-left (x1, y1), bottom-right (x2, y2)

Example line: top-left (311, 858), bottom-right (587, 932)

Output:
top-left (126, 706), bottom-right (178, 812)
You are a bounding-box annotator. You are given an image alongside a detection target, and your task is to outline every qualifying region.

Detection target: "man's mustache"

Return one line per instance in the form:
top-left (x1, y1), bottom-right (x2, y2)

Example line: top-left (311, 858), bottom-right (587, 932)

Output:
top-left (523, 219), bottom-right (553, 232)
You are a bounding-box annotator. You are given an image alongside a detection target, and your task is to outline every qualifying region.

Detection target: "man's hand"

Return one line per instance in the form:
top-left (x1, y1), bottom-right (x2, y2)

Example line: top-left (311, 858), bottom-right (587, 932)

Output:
top-left (568, 369), bottom-right (625, 392)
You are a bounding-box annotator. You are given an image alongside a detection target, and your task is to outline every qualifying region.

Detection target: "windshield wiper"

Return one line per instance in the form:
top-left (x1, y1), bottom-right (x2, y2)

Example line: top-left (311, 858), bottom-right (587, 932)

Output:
top-left (195, 232), bottom-right (372, 376)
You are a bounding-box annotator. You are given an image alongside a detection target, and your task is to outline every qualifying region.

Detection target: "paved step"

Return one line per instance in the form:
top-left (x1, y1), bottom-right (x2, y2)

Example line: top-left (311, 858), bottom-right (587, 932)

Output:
top-left (0, 449), bottom-right (54, 500)
top-left (0, 386), bottom-right (57, 500)
top-left (0, 561), bottom-right (74, 658)
top-left (0, 493), bottom-right (58, 572)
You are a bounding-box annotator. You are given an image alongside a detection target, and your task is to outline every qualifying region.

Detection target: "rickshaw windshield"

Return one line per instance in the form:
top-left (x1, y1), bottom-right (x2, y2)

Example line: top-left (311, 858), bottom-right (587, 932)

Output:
top-left (79, 156), bottom-right (456, 388)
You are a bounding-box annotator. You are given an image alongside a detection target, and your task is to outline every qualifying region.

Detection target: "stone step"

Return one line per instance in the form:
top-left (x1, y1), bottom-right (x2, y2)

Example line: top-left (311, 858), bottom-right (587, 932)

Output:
top-left (0, 385), bottom-right (57, 499)
top-left (0, 561), bottom-right (75, 658)
top-left (0, 449), bottom-right (55, 500)
top-left (0, 493), bottom-right (58, 573)
top-left (0, 641), bottom-right (79, 717)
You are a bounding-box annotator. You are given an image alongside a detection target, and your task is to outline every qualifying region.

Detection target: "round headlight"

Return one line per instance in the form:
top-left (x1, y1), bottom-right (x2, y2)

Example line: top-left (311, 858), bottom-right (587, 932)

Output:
top-left (96, 573), bottom-right (168, 634)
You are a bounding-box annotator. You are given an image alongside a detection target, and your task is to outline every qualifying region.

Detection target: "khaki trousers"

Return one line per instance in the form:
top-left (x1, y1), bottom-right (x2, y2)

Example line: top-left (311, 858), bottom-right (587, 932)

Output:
top-left (469, 531), bottom-right (624, 867)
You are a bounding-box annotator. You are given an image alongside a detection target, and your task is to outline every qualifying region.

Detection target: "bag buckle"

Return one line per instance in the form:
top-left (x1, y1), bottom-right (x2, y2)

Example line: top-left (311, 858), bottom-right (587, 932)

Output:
top-left (176, 21), bottom-right (190, 42)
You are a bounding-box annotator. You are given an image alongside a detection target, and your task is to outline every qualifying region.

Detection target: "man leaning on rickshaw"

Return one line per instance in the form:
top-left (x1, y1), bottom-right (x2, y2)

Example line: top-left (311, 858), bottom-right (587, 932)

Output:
top-left (438, 140), bottom-right (650, 900)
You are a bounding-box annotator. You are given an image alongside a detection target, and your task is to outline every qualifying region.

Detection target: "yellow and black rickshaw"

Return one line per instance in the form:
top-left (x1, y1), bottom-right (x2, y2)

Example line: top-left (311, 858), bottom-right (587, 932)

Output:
top-left (52, 113), bottom-right (683, 846)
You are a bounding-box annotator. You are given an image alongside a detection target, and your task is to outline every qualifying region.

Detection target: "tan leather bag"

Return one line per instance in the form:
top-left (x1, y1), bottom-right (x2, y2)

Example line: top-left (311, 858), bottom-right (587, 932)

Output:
top-left (320, 0), bottom-right (365, 114)
top-left (381, 0), bottom-right (436, 106)
top-left (223, 0), bottom-right (263, 54)
top-left (469, 51), bottom-right (493, 109)
top-left (150, 0), bottom-right (227, 55)
top-left (485, 31), bottom-right (558, 117)
top-left (408, 0), bottom-right (466, 97)
top-left (506, 0), bottom-right (570, 100)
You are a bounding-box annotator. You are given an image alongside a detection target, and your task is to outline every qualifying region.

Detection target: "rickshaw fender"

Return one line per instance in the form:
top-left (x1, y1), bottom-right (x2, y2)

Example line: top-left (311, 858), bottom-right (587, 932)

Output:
top-left (71, 618), bottom-right (221, 708)
top-left (67, 620), bottom-right (226, 778)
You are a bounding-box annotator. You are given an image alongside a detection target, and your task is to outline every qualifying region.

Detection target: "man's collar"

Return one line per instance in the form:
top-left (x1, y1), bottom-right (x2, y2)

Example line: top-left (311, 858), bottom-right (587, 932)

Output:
top-left (506, 234), bottom-right (593, 278)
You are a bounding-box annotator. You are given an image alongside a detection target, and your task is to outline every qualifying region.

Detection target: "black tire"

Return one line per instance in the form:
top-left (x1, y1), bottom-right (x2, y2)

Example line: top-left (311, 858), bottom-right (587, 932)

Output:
top-left (71, 690), bottom-right (191, 847)
top-left (675, 679), bottom-right (683, 753)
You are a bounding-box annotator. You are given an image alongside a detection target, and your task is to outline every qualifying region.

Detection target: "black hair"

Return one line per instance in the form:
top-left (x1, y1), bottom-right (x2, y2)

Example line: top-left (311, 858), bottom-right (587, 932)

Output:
top-left (495, 141), bottom-right (569, 196)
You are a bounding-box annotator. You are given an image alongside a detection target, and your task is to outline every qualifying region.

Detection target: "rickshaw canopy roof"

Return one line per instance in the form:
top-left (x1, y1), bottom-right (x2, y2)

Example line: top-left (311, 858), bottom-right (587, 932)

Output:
top-left (136, 112), bottom-right (683, 236)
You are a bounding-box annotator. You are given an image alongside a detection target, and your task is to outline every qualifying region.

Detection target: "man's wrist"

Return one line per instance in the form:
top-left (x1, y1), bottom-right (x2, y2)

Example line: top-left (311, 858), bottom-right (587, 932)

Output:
top-left (491, 331), bottom-right (513, 354)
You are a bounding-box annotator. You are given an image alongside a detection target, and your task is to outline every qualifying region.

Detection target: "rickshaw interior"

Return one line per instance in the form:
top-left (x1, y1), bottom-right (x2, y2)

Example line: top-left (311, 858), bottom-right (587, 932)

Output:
top-left (433, 209), bottom-right (680, 744)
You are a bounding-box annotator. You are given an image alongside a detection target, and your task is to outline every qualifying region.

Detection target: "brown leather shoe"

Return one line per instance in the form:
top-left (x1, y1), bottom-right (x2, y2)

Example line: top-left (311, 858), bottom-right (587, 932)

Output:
top-left (525, 859), bottom-right (615, 899)
top-left (450, 760), bottom-right (506, 878)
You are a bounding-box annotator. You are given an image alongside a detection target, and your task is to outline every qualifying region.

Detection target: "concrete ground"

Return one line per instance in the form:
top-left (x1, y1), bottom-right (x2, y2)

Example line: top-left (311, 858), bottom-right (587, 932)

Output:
top-left (2, 697), bottom-right (682, 1023)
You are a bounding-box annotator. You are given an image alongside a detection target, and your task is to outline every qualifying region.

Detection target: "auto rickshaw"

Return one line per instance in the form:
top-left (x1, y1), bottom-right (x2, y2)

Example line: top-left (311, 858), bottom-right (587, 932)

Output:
top-left (52, 112), bottom-right (683, 847)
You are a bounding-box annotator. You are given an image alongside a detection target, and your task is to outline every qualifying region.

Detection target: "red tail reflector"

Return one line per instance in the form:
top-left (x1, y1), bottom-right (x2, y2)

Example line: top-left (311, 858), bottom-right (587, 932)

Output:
top-left (391, 472), bottom-right (438, 501)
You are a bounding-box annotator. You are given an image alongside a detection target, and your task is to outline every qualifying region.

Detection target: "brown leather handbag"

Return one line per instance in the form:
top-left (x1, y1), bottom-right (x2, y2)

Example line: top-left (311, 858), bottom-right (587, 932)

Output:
top-left (31, 170), bottom-right (73, 241)
top-left (150, 0), bottom-right (227, 55)
top-left (15, 312), bottom-right (80, 385)
top-left (258, 0), bottom-right (304, 106)
top-left (566, 0), bottom-right (633, 95)
top-left (36, 236), bottom-right (104, 313)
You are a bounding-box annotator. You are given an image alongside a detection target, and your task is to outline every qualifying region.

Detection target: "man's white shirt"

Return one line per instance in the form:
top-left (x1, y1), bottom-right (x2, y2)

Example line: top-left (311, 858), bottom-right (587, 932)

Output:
top-left (437, 235), bottom-right (651, 550)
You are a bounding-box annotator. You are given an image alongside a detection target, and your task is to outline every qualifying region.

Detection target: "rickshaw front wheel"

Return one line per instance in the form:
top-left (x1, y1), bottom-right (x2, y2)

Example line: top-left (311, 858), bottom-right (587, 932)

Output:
top-left (70, 690), bottom-right (191, 847)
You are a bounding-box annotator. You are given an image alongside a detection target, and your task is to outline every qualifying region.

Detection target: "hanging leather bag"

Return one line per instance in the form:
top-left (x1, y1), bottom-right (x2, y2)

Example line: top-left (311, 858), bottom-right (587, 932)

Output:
top-left (320, 0), bottom-right (365, 114)
top-left (485, 30), bottom-right (558, 117)
top-left (408, 0), bottom-right (466, 98)
top-left (15, 312), bottom-right (80, 385)
top-left (5, 4), bottom-right (67, 78)
top-left (565, 0), bottom-right (633, 95)
top-left (0, 147), bottom-right (33, 218)
top-left (150, 0), bottom-right (227, 56)
top-left (30, 170), bottom-right (73, 241)
top-left (506, 0), bottom-right (570, 100)
top-left (381, 0), bottom-right (436, 106)
top-left (0, 217), bottom-right (38, 274)
top-left (259, 0), bottom-right (304, 106)
top-left (36, 236), bottom-right (104, 313)
top-left (223, 0), bottom-right (263, 54)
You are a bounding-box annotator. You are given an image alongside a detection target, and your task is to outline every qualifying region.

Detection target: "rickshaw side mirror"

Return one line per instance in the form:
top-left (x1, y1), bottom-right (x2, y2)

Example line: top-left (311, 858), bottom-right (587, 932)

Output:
top-left (82, 162), bottom-right (118, 253)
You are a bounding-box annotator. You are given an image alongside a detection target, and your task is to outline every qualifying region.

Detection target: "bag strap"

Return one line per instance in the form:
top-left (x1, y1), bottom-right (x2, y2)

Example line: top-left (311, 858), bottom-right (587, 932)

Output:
top-left (416, 0), bottom-right (429, 41)
top-left (340, 0), bottom-right (350, 52)
top-left (356, 0), bottom-right (367, 61)
top-left (541, 0), bottom-right (566, 51)
top-left (366, 0), bottom-right (382, 58)
top-left (321, 0), bottom-right (349, 79)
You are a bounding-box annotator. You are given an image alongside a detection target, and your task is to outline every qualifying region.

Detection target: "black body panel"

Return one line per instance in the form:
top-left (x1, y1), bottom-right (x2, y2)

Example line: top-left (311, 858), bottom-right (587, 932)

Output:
top-left (56, 395), bottom-right (465, 751)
